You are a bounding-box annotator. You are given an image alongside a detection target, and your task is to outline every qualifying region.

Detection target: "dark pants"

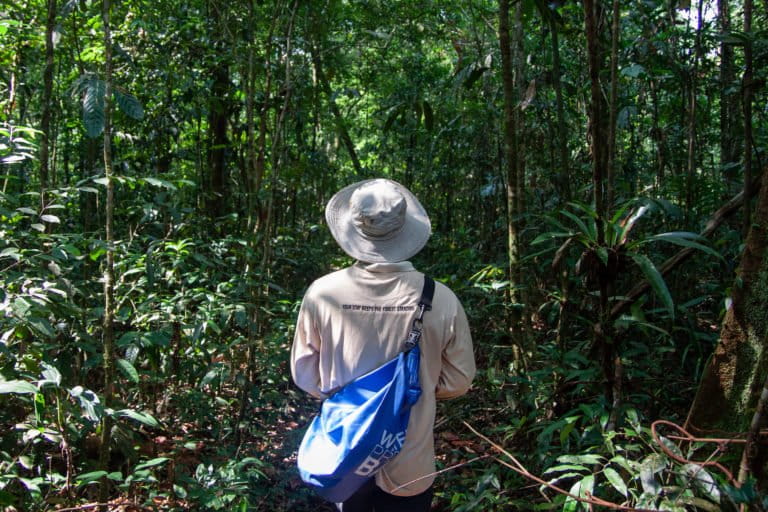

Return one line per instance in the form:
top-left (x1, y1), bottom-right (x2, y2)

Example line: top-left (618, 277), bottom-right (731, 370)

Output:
top-left (337, 479), bottom-right (433, 512)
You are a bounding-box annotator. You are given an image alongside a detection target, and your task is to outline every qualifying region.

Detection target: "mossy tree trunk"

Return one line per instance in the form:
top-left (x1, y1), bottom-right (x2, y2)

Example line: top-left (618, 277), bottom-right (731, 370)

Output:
top-left (687, 172), bottom-right (768, 481)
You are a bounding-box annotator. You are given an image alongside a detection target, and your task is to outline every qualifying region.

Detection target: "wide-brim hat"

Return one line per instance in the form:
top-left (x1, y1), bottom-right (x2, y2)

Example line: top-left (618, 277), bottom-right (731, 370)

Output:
top-left (325, 179), bottom-right (431, 263)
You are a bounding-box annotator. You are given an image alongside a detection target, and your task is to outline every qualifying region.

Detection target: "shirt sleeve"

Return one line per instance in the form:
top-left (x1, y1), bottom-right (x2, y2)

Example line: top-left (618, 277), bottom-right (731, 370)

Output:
top-left (290, 295), bottom-right (326, 399)
top-left (435, 301), bottom-right (476, 400)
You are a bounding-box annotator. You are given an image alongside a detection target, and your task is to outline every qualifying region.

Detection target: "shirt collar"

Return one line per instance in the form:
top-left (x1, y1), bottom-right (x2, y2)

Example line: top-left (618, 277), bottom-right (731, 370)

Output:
top-left (355, 260), bottom-right (415, 273)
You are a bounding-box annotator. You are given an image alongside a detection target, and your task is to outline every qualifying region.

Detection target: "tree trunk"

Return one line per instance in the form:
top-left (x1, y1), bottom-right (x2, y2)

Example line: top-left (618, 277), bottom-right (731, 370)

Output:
top-left (584, 0), bottom-right (616, 408)
top-left (718, 0), bottom-right (738, 186)
top-left (686, 0), bottom-right (705, 215)
top-left (649, 79), bottom-right (666, 185)
top-left (98, 0), bottom-right (115, 505)
top-left (206, 0), bottom-right (229, 221)
top-left (499, 0), bottom-right (526, 368)
top-left (687, 173), bottom-right (768, 481)
top-left (606, 0), bottom-right (620, 210)
top-left (548, 9), bottom-right (570, 202)
top-left (742, 0), bottom-right (754, 236)
top-left (39, 0), bottom-right (56, 204)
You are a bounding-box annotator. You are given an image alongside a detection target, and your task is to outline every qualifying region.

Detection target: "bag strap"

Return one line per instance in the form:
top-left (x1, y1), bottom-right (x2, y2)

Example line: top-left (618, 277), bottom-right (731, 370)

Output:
top-left (404, 276), bottom-right (435, 350)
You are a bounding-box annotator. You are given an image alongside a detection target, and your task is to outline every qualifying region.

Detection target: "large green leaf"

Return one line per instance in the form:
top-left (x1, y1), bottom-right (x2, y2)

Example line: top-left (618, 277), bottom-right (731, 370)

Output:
top-left (75, 470), bottom-right (108, 486)
top-left (134, 457), bottom-right (169, 471)
top-left (69, 386), bottom-right (102, 422)
top-left (682, 463), bottom-right (721, 504)
top-left (645, 232), bottom-right (723, 260)
top-left (560, 209), bottom-right (594, 242)
top-left (116, 358), bottom-right (139, 383)
top-left (619, 205), bottom-right (649, 243)
top-left (40, 362), bottom-right (62, 387)
top-left (603, 467), bottom-right (627, 497)
top-left (82, 78), bottom-right (106, 138)
top-left (629, 253), bottom-right (675, 320)
top-left (116, 409), bottom-right (160, 428)
top-left (114, 89), bottom-right (144, 120)
top-left (0, 380), bottom-right (37, 394)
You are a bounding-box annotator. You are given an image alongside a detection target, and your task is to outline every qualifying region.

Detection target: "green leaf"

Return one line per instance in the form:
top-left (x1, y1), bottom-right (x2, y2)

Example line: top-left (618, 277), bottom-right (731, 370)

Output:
top-left (28, 317), bottom-right (56, 338)
top-left (0, 380), bottom-right (37, 394)
top-left (557, 454), bottom-right (605, 465)
top-left (629, 253), bottom-right (674, 320)
top-left (544, 464), bottom-right (589, 474)
top-left (640, 454), bottom-right (666, 495)
top-left (114, 89), bottom-right (144, 120)
top-left (564, 474), bottom-right (595, 512)
top-left (82, 77), bottom-right (106, 138)
top-left (75, 470), bottom-right (108, 486)
top-left (19, 477), bottom-right (42, 494)
top-left (40, 214), bottom-right (60, 224)
top-left (463, 63), bottom-right (489, 89)
top-left (134, 457), bottom-right (169, 471)
top-left (69, 386), bottom-right (102, 422)
top-left (531, 232), bottom-right (574, 245)
top-left (603, 467), bottom-right (627, 497)
top-left (40, 362), bottom-right (62, 387)
top-left (116, 358), bottom-right (139, 383)
top-left (682, 464), bottom-right (720, 503)
top-left (596, 247), bottom-right (609, 267)
top-left (621, 63), bottom-right (646, 78)
top-left (117, 409), bottom-right (160, 427)
top-left (0, 489), bottom-right (15, 505)
top-left (619, 205), bottom-right (649, 242)
top-left (645, 232), bottom-right (723, 260)
top-left (560, 209), bottom-right (594, 242)
top-left (143, 177), bottom-right (177, 190)
top-left (0, 247), bottom-right (21, 261)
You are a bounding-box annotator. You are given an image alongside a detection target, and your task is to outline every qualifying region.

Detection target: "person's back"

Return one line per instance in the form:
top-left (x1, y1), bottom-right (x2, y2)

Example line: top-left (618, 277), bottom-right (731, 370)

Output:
top-left (291, 179), bottom-right (475, 511)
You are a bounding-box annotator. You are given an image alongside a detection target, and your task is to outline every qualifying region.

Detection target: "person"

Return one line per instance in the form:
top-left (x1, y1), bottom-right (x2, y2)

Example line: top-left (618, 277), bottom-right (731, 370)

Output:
top-left (291, 178), bottom-right (476, 512)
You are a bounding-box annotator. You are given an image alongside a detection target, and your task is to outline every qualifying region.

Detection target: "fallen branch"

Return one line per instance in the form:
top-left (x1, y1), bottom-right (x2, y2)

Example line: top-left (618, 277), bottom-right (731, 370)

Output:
top-left (611, 174), bottom-right (763, 319)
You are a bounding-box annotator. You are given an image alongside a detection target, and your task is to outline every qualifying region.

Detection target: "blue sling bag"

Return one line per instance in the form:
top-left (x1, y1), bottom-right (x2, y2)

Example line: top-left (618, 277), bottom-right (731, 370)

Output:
top-left (297, 276), bottom-right (435, 503)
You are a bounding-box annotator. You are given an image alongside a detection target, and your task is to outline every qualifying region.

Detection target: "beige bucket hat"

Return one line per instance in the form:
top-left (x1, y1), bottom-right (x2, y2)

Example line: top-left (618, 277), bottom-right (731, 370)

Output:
top-left (325, 179), bottom-right (431, 263)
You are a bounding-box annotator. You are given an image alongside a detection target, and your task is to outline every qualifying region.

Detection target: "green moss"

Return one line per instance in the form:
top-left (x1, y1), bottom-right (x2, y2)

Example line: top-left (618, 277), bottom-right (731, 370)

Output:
top-left (734, 258), bottom-right (768, 428)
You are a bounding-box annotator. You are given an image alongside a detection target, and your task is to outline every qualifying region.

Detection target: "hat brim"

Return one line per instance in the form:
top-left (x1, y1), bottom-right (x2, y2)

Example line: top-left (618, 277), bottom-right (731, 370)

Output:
top-left (325, 179), bottom-right (431, 263)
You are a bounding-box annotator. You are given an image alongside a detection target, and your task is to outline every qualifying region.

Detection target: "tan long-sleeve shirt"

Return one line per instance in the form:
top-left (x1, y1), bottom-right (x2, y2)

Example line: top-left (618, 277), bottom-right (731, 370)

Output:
top-left (291, 261), bottom-right (476, 496)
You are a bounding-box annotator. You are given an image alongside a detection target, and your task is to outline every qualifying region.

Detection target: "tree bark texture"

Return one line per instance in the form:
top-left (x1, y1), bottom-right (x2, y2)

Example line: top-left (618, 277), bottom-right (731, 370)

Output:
top-left (39, 0), bottom-right (56, 203)
top-left (498, 0), bottom-right (526, 363)
top-left (718, 0), bottom-right (739, 178)
top-left (98, 0), bottom-right (115, 504)
top-left (606, 0), bottom-right (620, 209)
top-left (206, 0), bottom-right (230, 221)
top-left (687, 172), bottom-right (768, 452)
top-left (743, 0), bottom-right (754, 236)
top-left (686, 0), bottom-right (705, 215)
top-left (547, 9), bottom-right (570, 202)
top-left (583, 0), bottom-right (608, 224)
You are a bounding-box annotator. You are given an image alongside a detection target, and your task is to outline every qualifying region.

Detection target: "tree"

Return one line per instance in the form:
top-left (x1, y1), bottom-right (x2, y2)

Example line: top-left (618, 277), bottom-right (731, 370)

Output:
top-left (687, 172), bottom-right (768, 482)
top-left (498, 0), bottom-right (527, 367)
top-left (98, 0), bottom-right (116, 505)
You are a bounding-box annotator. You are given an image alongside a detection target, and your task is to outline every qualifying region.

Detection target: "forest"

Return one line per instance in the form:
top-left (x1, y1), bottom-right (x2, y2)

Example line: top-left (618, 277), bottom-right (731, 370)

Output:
top-left (1, 0), bottom-right (767, 510)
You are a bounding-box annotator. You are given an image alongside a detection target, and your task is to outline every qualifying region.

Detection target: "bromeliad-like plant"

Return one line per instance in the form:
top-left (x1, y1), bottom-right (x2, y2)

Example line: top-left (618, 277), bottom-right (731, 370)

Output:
top-left (532, 199), bottom-right (722, 321)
